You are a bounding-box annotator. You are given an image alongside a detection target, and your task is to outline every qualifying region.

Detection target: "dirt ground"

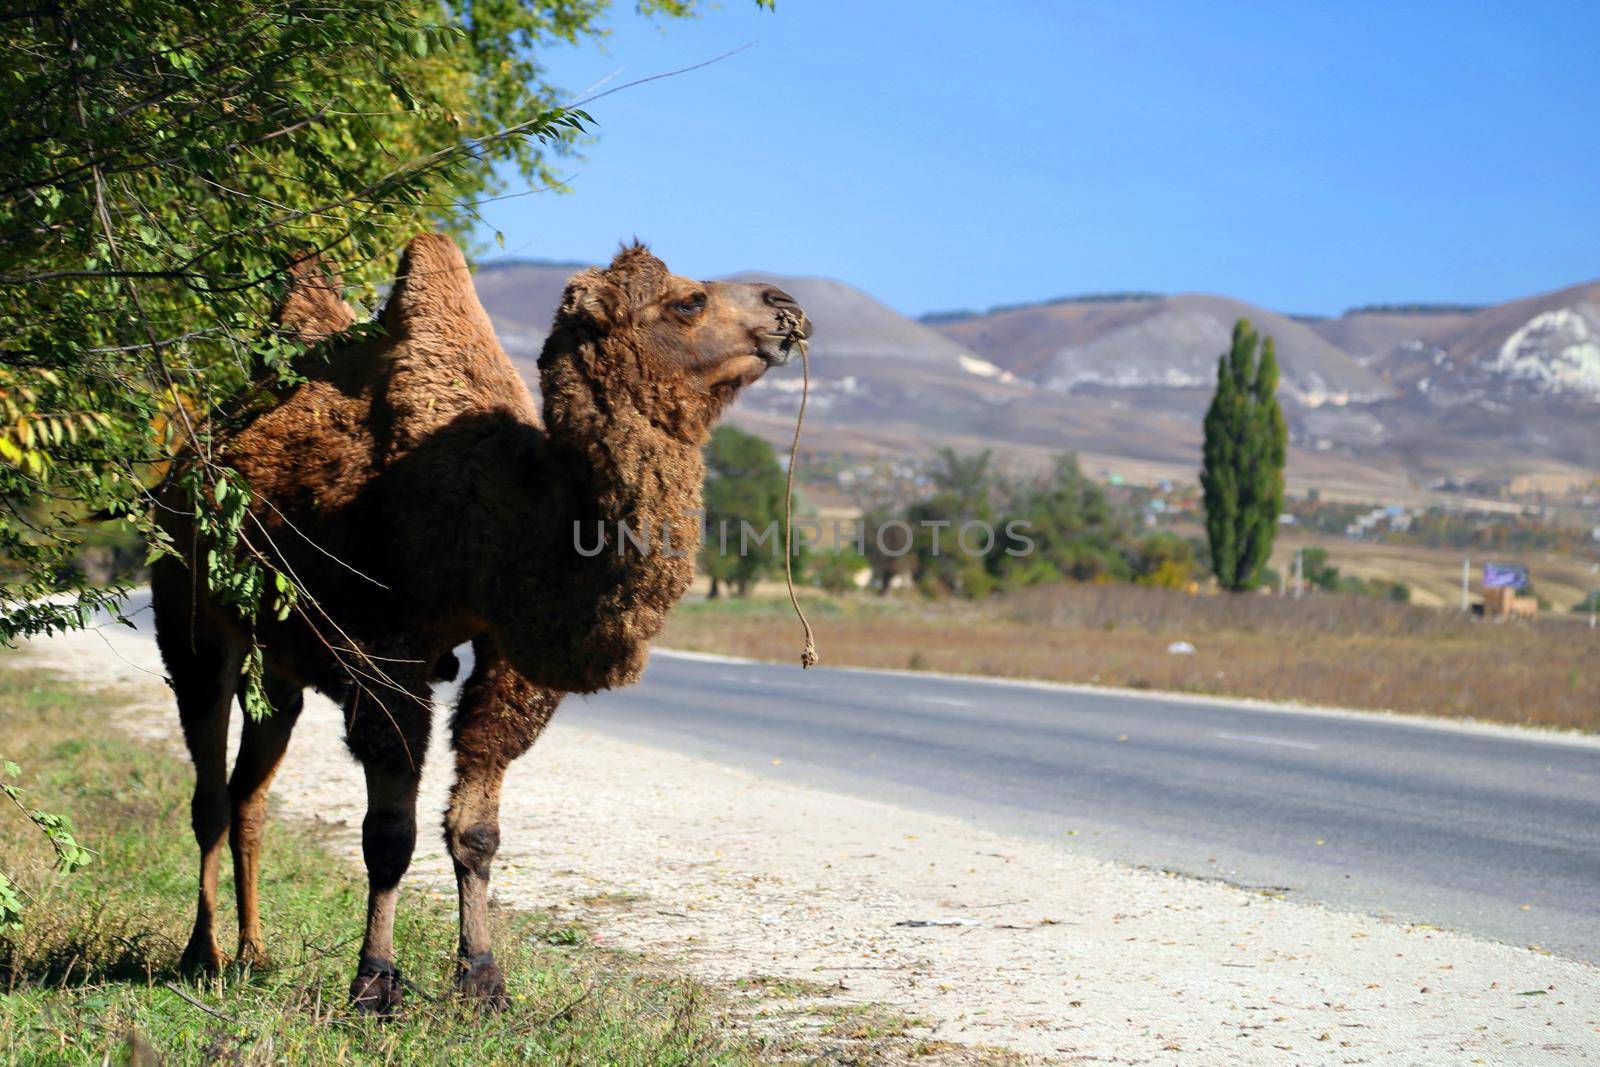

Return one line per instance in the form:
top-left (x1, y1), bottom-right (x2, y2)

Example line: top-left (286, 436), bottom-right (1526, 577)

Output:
top-left (23, 620), bottom-right (1600, 1065)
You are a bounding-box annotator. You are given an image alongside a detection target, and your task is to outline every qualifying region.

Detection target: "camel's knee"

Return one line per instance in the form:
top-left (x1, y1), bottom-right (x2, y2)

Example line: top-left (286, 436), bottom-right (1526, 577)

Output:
top-left (361, 813), bottom-right (417, 889)
top-left (447, 821), bottom-right (500, 880)
top-left (190, 789), bottom-right (229, 847)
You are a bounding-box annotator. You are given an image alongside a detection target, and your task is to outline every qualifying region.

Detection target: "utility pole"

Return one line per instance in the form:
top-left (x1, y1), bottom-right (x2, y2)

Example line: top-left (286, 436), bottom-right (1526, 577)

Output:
top-left (1294, 548), bottom-right (1303, 599)
top-left (1461, 557), bottom-right (1470, 613)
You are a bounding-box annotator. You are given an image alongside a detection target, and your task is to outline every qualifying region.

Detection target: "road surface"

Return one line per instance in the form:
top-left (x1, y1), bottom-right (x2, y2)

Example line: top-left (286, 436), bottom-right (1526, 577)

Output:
top-left (565, 648), bottom-right (1600, 962)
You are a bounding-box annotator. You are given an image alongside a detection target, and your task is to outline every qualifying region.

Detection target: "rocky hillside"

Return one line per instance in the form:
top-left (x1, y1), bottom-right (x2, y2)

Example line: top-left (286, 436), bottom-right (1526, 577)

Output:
top-left (931, 293), bottom-right (1390, 407)
top-left (472, 258), bottom-right (1598, 492)
top-left (1318, 280), bottom-right (1600, 403)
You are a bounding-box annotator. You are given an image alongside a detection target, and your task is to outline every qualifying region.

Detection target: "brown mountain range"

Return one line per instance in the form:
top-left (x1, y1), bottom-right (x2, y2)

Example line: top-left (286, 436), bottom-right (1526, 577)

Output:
top-left (472, 260), bottom-right (1599, 497)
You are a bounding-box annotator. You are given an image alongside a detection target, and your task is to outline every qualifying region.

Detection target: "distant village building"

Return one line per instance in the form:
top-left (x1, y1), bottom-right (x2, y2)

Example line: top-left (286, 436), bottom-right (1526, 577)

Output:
top-left (1345, 505), bottom-right (1413, 539)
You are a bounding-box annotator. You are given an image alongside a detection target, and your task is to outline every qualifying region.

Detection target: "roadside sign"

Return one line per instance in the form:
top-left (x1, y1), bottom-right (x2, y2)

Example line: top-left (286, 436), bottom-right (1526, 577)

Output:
top-left (1483, 563), bottom-right (1528, 590)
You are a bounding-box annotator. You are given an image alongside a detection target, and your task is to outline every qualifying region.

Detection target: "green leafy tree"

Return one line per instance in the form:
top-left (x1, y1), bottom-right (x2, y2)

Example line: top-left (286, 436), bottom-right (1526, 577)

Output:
top-left (0, 1), bottom-right (764, 919)
top-left (1200, 319), bottom-right (1287, 590)
top-left (0, 0), bottom-right (765, 662)
top-left (699, 426), bottom-right (795, 597)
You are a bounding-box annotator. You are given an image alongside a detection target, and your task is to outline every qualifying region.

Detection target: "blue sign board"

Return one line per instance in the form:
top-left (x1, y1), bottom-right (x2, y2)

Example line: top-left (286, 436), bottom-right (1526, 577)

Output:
top-left (1483, 563), bottom-right (1528, 590)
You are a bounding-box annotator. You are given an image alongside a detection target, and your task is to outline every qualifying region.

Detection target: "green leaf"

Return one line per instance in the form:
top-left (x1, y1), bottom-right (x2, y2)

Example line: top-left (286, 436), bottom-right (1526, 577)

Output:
top-left (0, 870), bottom-right (23, 933)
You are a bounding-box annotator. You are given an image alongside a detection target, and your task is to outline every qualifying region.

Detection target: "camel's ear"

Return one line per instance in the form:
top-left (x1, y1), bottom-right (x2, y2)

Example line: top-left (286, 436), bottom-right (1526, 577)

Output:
top-left (274, 253), bottom-right (356, 342)
top-left (381, 233), bottom-right (486, 337)
top-left (557, 267), bottom-right (618, 330)
top-left (555, 243), bottom-right (666, 332)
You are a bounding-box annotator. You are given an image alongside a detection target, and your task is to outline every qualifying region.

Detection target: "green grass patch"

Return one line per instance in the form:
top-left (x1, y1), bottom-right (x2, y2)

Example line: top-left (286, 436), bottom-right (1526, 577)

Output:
top-left (0, 660), bottom-right (760, 1064)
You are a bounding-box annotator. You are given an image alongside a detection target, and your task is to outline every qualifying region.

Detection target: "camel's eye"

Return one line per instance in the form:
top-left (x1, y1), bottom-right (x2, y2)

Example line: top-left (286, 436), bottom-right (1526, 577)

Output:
top-left (672, 293), bottom-right (706, 319)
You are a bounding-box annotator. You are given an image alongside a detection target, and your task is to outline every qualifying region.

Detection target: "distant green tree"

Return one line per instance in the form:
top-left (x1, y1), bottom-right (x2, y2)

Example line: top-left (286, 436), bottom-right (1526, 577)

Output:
top-left (1200, 320), bottom-right (1287, 590)
top-left (1300, 546), bottom-right (1340, 591)
top-left (1001, 454), bottom-right (1131, 584)
top-left (1296, 546), bottom-right (1410, 601)
top-left (1131, 532), bottom-right (1196, 588)
top-left (700, 426), bottom-right (793, 597)
top-left (908, 449), bottom-right (998, 597)
top-left (860, 503), bottom-right (910, 594)
top-left (812, 547), bottom-right (869, 594)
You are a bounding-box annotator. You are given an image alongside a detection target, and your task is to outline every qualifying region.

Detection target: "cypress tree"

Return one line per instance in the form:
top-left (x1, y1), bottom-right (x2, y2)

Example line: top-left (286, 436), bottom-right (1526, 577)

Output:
top-left (1201, 319), bottom-right (1287, 591)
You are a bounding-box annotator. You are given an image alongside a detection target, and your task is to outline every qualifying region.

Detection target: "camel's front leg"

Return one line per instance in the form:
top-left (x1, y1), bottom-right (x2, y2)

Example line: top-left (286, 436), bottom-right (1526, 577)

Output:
top-left (344, 677), bottom-right (432, 1017)
top-left (445, 639), bottom-right (561, 1007)
top-left (228, 669), bottom-right (304, 966)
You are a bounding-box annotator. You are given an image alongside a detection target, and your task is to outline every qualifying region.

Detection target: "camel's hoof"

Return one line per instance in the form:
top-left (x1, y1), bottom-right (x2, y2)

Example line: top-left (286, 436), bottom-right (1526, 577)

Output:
top-left (234, 939), bottom-right (271, 970)
top-left (455, 955), bottom-right (508, 1010)
top-left (178, 937), bottom-right (223, 977)
top-left (349, 959), bottom-right (404, 1017)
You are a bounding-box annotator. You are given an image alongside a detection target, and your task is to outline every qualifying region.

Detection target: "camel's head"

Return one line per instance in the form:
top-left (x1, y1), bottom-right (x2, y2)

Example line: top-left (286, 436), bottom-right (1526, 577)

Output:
top-left (542, 243), bottom-right (812, 440)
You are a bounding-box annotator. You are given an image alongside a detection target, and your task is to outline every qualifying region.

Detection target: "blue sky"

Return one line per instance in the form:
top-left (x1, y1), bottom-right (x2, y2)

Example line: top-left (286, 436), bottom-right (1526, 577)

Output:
top-left (476, 1), bottom-right (1600, 317)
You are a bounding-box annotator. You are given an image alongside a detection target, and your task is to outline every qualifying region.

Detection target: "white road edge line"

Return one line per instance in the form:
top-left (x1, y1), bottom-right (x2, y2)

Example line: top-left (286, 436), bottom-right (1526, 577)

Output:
top-left (1214, 731), bottom-right (1321, 751)
top-left (653, 648), bottom-right (1600, 751)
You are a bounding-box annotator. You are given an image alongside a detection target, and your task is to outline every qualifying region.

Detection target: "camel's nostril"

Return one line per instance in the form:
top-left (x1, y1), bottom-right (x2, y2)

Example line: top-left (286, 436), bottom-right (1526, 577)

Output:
top-left (763, 286), bottom-right (799, 310)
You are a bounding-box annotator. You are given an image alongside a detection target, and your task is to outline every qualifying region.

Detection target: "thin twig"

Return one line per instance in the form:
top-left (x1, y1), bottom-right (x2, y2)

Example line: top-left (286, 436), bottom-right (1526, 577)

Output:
top-left (567, 43), bottom-right (757, 109)
top-left (163, 982), bottom-right (246, 1025)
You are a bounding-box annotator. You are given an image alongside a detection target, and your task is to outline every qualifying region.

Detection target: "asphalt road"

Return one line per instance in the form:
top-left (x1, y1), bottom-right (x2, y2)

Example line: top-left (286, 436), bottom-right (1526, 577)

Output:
top-left (561, 649), bottom-right (1600, 963)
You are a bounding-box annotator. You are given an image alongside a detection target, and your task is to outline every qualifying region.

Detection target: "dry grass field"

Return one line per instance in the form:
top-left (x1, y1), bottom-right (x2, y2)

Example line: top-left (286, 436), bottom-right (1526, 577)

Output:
top-left (1267, 529), bottom-right (1600, 612)
top-left (662, 584), bottom-right (1600, 732)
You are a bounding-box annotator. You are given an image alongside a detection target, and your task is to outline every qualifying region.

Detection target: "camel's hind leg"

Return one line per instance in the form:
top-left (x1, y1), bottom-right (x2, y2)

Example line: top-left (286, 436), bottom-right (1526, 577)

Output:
top-left (229, 668), bottom-right (304, 966)
top-left (445, 639), bottom-right (561, 1007)
top-left (152, 565), bottom-right (245, 976)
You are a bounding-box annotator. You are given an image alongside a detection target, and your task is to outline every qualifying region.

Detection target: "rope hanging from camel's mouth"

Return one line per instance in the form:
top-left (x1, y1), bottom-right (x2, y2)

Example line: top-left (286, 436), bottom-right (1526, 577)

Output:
top-left (782, 341), bottom-right (817, 669)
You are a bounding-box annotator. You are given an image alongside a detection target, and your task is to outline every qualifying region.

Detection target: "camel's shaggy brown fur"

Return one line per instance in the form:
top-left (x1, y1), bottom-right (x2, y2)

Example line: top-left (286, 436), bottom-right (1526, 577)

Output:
top-left (150, 234), bottom-right (810, 1013)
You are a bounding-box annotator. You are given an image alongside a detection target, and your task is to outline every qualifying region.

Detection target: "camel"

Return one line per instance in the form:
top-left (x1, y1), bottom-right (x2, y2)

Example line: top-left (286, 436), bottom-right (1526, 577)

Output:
top-left (150, 233), bottom-right (811, 1014)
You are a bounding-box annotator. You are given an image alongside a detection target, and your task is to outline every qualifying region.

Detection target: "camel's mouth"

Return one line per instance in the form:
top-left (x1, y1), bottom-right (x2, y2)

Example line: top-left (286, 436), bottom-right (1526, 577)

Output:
top-left (757, 331), bottom-right (809, 368)
top-left (758, 301), bottom-right (812, 368)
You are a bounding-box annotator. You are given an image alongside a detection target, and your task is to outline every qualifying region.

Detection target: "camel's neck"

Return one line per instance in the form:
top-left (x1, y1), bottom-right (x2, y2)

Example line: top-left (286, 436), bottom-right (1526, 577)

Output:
top-left (483, 329), bottom-right (707, 693)
top-left (545, 400), bottom-right (707, 569)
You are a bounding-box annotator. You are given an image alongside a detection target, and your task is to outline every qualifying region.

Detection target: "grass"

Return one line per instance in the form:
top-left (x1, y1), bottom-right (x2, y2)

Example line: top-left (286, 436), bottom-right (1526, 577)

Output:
top-left (663, 584), bottom-right (1600, 732)
top-left (0, 662), bottom-right (761, 1065)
